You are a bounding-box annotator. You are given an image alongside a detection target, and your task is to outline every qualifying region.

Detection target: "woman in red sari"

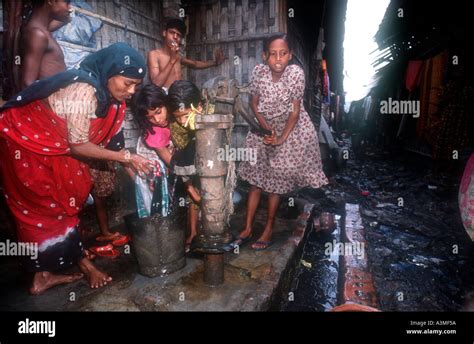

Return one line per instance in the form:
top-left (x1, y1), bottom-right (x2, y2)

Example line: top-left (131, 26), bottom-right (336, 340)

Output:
top-left (0, 43), bottom-right (152, 294)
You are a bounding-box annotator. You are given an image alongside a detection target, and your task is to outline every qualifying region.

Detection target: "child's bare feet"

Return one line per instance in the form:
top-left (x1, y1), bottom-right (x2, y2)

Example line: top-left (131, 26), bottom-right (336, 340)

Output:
top-left (29, 271), bottom-right (84, 295)
top-left (185, 235), bottom-right (194, 253)
top-left (185, 233), bottom-right (195, 244)
top-left (78, 258), bottom-right (112, 289)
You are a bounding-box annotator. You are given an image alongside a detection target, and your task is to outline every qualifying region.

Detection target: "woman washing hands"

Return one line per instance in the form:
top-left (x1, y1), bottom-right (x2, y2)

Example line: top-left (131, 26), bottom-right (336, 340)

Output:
top-left (0, 43), bottom-right (153, 293)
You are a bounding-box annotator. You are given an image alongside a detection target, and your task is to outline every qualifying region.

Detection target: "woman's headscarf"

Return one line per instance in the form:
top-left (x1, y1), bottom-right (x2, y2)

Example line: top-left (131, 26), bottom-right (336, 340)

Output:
top-left (1, 42), bottom-right (146, 118)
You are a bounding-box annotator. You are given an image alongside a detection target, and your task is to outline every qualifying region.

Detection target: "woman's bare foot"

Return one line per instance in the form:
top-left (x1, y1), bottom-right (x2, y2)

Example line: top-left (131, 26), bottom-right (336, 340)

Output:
top-left (78, 258), bottom-right (112, 289)
top-left (96, 231), bottom-right (121, 242)
top-left (29, 271), bottom-right (84, 295)
top-left (83, 249), bottom-right (96, 261)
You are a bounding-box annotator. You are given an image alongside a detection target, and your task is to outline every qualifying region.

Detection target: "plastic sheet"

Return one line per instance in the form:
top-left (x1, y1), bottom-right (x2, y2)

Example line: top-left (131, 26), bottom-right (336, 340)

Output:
top-left (53, 1), bottom-right (103, 68)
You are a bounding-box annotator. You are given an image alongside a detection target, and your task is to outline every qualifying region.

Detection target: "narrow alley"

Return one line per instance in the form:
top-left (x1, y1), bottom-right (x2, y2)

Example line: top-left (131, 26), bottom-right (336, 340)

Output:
top-left (0, 1), bottom-right (472, 338)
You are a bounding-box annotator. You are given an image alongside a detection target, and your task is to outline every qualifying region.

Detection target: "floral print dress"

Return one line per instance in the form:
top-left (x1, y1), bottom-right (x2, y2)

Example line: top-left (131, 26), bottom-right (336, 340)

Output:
top-left (238, 63), bottom-right (328, 194)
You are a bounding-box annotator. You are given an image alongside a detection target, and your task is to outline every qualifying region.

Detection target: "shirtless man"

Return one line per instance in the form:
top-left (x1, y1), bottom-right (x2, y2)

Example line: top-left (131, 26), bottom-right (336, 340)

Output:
top-left (148, 18), bottom-right (225, 90)
top-left (20, 0), bottom-right (71, 88)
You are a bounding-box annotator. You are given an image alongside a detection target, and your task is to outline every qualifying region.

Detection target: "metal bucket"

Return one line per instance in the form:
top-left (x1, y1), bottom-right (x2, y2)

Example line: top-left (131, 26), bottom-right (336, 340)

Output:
top-left (124, 209), bottom-right (186, 277)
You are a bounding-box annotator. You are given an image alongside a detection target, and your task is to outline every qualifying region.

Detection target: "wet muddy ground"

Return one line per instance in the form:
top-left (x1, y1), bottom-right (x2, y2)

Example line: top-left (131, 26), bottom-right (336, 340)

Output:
top-left (0, 178), bottom-right (307, 311)
top-left (1, 145), bottom-right (473, 311)
top-left (280, 147), bottom-right (474, 311)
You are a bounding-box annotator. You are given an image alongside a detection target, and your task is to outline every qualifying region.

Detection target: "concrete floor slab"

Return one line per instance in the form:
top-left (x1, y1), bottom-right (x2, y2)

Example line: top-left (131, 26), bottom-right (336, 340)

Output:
top-left (0, 202), bottom-right (312, 312)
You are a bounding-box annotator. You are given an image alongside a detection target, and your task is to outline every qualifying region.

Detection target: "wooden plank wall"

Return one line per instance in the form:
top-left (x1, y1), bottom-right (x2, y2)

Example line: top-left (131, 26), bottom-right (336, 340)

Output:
top-left (184, 0), bottom-right (288, 148)
top-left (69, 1), bottom-right (166, 214)
top-left (287, 18), bottom-right (311, 131)
top-left (0, 1), bottom-right (3, 32)
top-left (83, 0), bottom-right (162, 56)
top-left (287, 19), bottom-right (309, 80)
top-left (185, 0), bottom-right (283, 88)
top-left (1, 0), bottom-right (24, 100)
top-left (80, 0), bottom-right (163, 150)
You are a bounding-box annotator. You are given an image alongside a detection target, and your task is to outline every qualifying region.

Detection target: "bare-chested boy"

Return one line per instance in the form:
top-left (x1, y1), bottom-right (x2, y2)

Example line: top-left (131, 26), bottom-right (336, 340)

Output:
top-left (148, 18), bottom-right (225, 90)
top-left (20, 0), bottom-right (71, 88)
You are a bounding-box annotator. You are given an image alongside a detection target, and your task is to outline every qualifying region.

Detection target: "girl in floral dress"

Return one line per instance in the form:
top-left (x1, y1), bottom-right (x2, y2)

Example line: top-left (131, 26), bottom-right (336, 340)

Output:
top-left (237, 34), bottom-right (328, 250)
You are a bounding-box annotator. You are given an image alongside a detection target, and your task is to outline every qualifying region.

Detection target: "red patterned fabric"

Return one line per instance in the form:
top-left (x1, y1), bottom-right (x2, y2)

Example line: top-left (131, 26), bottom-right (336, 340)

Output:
top-left (416, 50), bottom-right (449, 144)
top-left (0, 99), bottom-right (125, 249)
top-left (405, 60), bottom-right (423, 92)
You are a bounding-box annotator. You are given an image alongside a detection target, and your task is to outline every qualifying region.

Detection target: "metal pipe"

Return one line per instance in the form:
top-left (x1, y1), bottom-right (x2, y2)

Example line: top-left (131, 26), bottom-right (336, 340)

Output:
top-left (203, 254), bottom-right (224, 286)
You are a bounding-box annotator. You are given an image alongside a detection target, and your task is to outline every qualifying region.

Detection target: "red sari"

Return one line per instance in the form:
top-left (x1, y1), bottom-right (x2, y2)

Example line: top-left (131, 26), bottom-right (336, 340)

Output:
top-left (0, 99), bottom-right (125, 253)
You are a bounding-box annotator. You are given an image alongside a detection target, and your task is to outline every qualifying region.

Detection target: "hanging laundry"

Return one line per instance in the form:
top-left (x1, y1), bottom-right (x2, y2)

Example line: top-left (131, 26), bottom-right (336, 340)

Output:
top-left (322, 59), bottom-right (331, 105)
top-left (405, 60), bottom-right (423, 92)
top-left (416, 50), bottom-right (449, 146)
